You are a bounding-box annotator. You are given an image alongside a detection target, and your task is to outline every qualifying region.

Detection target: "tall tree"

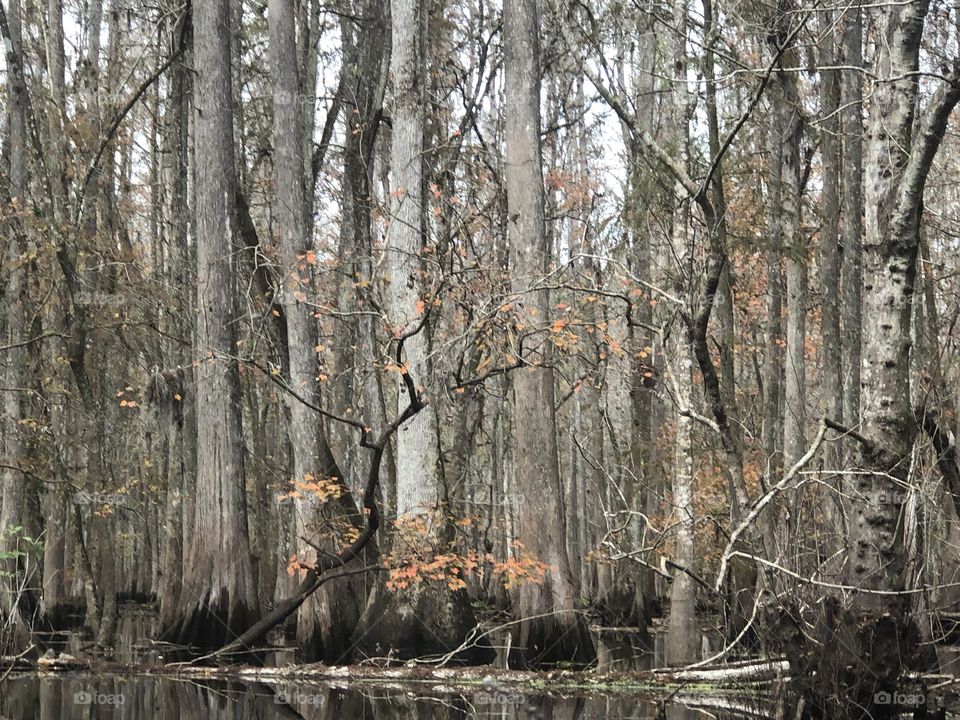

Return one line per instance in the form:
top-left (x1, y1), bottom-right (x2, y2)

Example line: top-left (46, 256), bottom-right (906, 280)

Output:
top-left (818, 7), bottom-right (844, 526)
top-left (503, 0), bottom-right (594, 667)
top-left (354, 0), bottom-right (484, 660)
top-left (161, 0), bottom-right (259, 650)
top-left (774, 12), bottom-right (807, 480)
top-left (0, 0), bottom-right (29, 648)
top-left (840, 1), bottom-right (864, 433)
top-left (820, 0), bottom-right (960, 711)
top-left (268, 0), bottom-right (369, 664)
top-left (664, 0), bottom-right (698, 665)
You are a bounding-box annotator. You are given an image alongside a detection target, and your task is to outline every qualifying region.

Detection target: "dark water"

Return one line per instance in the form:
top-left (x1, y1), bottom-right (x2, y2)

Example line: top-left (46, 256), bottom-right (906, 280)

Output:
top-left (0, 674), bottom-right (771, 719)
top-left (1, 607), bottom-right (764, 719)
top-left (29, 605), bottom-right (712, 673)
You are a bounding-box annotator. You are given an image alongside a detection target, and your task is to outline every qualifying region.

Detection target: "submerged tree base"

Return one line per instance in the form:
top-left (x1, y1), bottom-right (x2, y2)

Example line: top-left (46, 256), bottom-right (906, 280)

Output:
top-left (508, 611), bottom-right (596, 669)
top-left (767, 597), bottom-right (924, 719)
top-left (159, 586), bottom-right (259, 658)
top-left (295, 574), bottom-right (369, 664)
top-left (351, 582), bottom-right (494, 665)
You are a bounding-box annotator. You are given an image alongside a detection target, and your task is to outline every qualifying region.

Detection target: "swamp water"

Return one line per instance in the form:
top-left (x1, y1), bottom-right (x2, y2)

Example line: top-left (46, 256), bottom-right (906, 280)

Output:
top-left (0, 606), bottom-right (766, 719)
top-left (1, 674), bottom-right (769, 719)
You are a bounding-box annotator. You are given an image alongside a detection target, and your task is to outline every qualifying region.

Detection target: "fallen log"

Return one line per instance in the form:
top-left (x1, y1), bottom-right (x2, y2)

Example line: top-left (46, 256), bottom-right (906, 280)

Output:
top-left (653, 658), bottom-right (790, 683)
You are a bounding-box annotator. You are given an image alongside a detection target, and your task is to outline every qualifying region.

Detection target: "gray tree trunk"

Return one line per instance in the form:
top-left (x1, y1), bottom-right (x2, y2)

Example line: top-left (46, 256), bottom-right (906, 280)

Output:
top-left (818, 9), bottom-right (844, 534)
top-left (161, 0), bottom-right (259, 650)
top-left (269, 0), bottom-right (383, 663)
top-left (0, 0), bottom-right (29, 649)
top-left (772, 21), bottom-right (806, 509)
top-left (503, 0), bottom-right (594, 667)
top-left (841, 3), bottom-right (864, 432)
top-left (665, 0), bottom-right (697, 666)
top-left (816, 0), bottom-right (960, 711)
top-left (354, 0), bottom-right (484, 662)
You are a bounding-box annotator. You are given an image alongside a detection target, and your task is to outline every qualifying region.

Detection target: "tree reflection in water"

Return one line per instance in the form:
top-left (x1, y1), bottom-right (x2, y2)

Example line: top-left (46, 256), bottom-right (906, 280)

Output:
top-left (0, 675), bottom-right (770, 719)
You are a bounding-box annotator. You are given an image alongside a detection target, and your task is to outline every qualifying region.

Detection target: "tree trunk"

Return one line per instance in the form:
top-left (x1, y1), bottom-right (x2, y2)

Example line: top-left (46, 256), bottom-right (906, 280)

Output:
top-left (157, 16), bottom-right (192, 625)
top-left (503, 0), bottom-right (594, 668)
top-left (161, 0), bottom-right (259, 651)
top-left (0, 0), bottom-right (29, 650)
top-left (771, 17), bottom-right (806, 528)
top-left (350, 0), bottom-right (484, 663)
top-left (665, 0), bottom-right (697, 666)
top-left (269, 0), bottom-right (373, 663)
top-left (818, 8), bottom-right (844, 538)
top-left (841, 2), bottom-right (864, 433)
top-left (811, 0), bottom-right (960, 712)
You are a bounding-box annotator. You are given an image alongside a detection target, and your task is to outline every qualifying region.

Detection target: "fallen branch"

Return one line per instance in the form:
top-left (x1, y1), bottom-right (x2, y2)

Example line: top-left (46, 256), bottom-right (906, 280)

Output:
top-left (196, 331), bottom-right (426, 663)
top-left (680, 589), bottom-right (765, 670)
top-left (654, 658), bottom-right (790, 683)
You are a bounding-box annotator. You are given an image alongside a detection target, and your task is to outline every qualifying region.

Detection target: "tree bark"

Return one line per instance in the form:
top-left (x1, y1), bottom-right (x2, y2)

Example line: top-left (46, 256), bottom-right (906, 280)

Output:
top-left (841, 2), bottom-right (864, 432)
top-left (268, 0), bottom-right (370, 664)
top-left (665, 0), bottom-right (698, 666)
top-left (818, 8), bottom-right (844, 537)
top-left (352, 0), bottom-right (485, 663)
top-left (503, 0), bottom-right (594, 668)
top-left (160, 0), bottom-right (259, 651)
top-left (769, 10), bottom-right (806, 560)
top-left (0, 0), bottom-right (30, 651)
top-left (812, 0), bottom-right (960, 712)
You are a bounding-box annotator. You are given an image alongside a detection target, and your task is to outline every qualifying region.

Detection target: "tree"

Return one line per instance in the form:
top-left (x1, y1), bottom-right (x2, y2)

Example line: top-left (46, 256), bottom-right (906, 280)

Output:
top-left (0, 0), bottom-right (29, 649)
top-left (815, 0), bottom-right (960, 711)
top-left (161, 0), bottom-right (259, 650)
top-left (503, 0), bottom-right (594, 667)
top-left (351, 0), bottom-right (485, 662)
top-left (267, 0), bottom-right (369, 664)
top-left (663, 0), bottom-right (698, 666)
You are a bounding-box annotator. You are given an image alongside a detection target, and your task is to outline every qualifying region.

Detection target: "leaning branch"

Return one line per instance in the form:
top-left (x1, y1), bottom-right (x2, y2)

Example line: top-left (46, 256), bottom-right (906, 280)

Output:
top-left (889, 58), bottom-right (960, 242)
top-left (920, 408), bottom-right (960, 519)
top-left (77, 44), bottom-right (186, 219)
top-left (714, 419), bottom-right (828, 592)
top-left (209, 333), bottom-right (425, 660)
top-left (559, 15), bottom-right (701, 202)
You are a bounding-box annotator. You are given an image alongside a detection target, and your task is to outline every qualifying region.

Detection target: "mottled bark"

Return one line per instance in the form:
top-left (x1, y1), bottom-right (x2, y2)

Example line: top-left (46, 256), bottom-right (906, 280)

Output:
top-left (841, 3), bottom-right (864, 431)
top-left (354, 0), bottom-right (483, 662)
top-left (775, 54), bottom-right (806, 479)
top-left (0, 0), bottom-right (29, 649)
top-left (330, 3), bottom-right (393, 510)
top-left (811, 0), bottom-right (960, 712)
top-left (762, 106), bottom-right (785, 483)
top-left (818, 9), bottom-right (844, 531)
top-left (157, 17), bottom-right (191, 626)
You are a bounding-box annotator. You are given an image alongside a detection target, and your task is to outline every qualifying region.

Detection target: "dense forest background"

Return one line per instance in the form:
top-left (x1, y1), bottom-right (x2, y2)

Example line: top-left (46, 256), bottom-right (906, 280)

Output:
top-left (2, 0), bottom-right (960, 714)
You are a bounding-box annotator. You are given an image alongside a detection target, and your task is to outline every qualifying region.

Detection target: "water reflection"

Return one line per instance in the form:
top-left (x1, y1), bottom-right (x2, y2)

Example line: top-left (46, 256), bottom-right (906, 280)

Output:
top-left (1, 675), bottom-right (768, 719)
